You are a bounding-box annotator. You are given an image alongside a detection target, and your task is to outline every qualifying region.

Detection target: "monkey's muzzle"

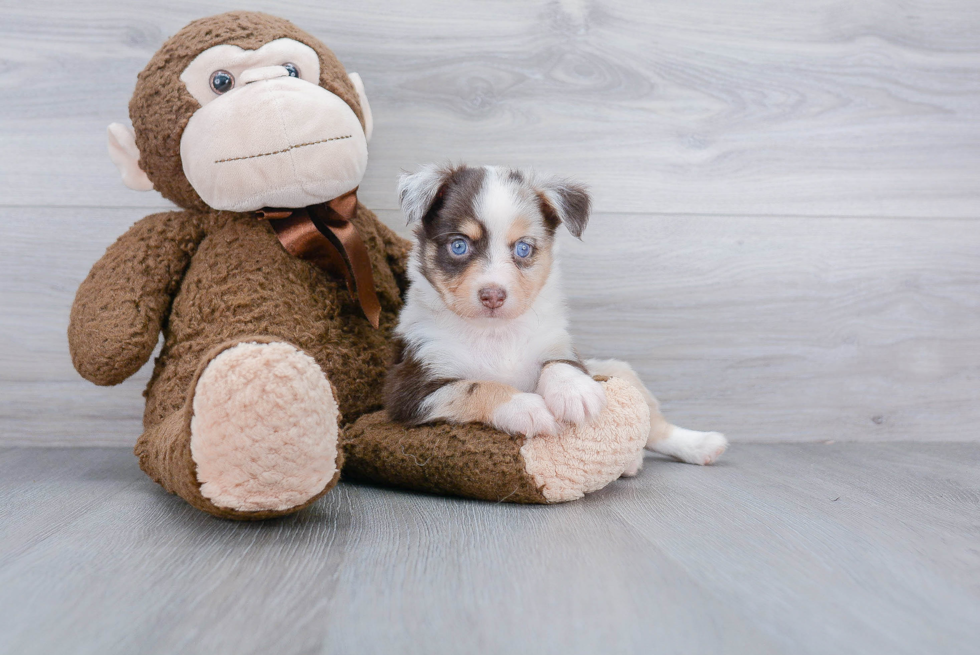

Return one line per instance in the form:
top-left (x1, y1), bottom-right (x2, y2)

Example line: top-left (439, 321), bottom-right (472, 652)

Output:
top-left (180, 77), bottom-right (369, 213)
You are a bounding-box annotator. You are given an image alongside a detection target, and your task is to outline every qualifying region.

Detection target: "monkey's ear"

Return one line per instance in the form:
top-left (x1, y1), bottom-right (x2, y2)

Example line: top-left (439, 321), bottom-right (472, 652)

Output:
top-left (537, 178), bottom-right (591, 238)
top-left (107, 123), bottom-right (153, 191)
top-left (348, 73), bottom-right (373, 143)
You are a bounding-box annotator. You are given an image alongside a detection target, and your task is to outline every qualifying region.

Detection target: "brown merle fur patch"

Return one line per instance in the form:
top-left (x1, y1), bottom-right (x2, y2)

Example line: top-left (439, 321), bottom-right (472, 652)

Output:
top-left (536, 182), bottom-right (590, 238)
top-left (384, 338), bottom-right (520, 426)
top-left (384, 337), bottom-right (458, 424)
top-left (414, 167), bottom-right (488, 300)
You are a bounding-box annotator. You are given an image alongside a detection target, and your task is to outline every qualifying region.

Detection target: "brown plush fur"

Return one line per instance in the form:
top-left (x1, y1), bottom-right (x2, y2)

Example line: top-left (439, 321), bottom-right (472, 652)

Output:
top-left (342, 412), bottom-right (548, 504)
top-left (68, 205), bottom-right (409, 426)
top-left (134, 337), bottom-right (343, 520)
top-left (69, 202), bottom-right (409, 518)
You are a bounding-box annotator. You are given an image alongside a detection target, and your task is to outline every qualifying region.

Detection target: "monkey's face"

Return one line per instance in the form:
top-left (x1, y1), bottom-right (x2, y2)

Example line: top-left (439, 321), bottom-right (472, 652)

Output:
top-left (176, 38), bottom-right (368, 212)
top-left (109, 12), bottom-right (374, 212)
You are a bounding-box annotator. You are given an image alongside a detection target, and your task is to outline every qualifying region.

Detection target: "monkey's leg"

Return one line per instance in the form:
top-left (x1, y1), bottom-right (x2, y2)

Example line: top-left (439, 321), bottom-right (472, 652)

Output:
top-left (584, 358), bottom-right (728, 468)
top-left (341, 377), bottom-right (648, 503)
top-left (135, 338), bottom-right (342, 520)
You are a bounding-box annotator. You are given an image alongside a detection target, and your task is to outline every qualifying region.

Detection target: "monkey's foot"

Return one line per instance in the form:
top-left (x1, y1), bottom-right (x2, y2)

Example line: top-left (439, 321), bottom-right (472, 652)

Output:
top-left (519, 377), bottom-right (649, 501)
top-left (342, 376), bottom-right (649, 504)
top-left (189, 341), bottom-right (341, 513)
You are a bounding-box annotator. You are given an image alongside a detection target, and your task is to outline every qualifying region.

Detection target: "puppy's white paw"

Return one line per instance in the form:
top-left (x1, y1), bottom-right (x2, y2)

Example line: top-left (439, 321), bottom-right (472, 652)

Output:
top-left (690, 431), bottom-right (728, 465)
top-left (491, 393), bottom-right (559, 438)
top-left (649, 426), bottom-right (728, 465)
top-left (537, 364), bottom-right (607, 426)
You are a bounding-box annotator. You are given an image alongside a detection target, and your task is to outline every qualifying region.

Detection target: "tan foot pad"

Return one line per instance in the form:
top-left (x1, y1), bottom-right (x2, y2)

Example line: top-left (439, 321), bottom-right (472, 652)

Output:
top-left (520, 377), bottom-right (650, 502)
top-left (190, 341), bottom-right (340, 512)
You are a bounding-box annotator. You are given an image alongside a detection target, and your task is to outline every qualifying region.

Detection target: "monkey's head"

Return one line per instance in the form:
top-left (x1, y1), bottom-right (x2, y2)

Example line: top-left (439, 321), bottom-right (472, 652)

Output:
top-left (108, 12), bottom-right (372, 212)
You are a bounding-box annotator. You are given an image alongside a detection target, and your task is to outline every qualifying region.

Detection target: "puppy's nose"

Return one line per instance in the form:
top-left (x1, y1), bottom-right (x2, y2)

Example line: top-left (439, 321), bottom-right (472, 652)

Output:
top-left (479, 286), bottom-right (507, 309)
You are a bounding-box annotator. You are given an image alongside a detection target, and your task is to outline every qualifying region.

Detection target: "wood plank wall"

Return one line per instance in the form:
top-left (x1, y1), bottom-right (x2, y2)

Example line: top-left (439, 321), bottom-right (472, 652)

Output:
top-left (1, 0), bottom-right (978, 445)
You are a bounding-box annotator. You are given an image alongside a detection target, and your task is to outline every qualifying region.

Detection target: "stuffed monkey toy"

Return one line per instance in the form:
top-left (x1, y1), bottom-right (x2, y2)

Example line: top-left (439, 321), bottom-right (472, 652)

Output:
top-left (69, 11), bottom-right (653, 520)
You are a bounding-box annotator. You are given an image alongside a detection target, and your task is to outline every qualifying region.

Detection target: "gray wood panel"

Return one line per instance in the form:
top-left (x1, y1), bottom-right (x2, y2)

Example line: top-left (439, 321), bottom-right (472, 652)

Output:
top-left (563, 212), bottom-right (980, 442)
top-left (1, 0), bottom-right (979, 445)
top-left (3, 207), bottom-right (977, 445)
top-left (1, 0), bottom-right (979, 217)
top-left (0, 443), bottom-right (978, 654)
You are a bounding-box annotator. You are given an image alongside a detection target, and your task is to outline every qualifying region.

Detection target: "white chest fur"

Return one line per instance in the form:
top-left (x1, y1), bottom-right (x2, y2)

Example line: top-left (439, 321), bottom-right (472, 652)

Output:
top-left (397, 267), bottom-right (574, 392)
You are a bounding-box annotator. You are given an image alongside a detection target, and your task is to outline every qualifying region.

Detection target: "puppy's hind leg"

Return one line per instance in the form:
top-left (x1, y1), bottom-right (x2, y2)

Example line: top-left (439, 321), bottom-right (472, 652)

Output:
top-left (651, 425), bottom-right (728, 466)
top-left (584, 359), bottom-right (728, 466)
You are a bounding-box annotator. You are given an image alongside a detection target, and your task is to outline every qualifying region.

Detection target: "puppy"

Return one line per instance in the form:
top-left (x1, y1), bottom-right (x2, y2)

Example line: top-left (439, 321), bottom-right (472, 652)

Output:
top-left (385, 164), bottom-right (727, 466)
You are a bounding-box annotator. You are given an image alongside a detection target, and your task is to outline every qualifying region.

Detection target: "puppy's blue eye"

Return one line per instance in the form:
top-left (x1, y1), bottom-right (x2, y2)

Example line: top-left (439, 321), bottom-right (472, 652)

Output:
top-left (283, 62), bottom-right (300, 78)
top-left (514, 241), bottom-right (533, 258)
top-left (450, 238), bottom-right (468, 256)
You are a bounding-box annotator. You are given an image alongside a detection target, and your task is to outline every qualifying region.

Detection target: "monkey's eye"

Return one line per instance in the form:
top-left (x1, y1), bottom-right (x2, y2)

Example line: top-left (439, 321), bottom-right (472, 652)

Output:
top-left (282, 62), bottom-right (300, 78)
top-left (209, 70), bottom-right (235, 94)
top-left (514, 241), bottom-right (533, 258)
top-left (449, 238), bottom-right (469, 257)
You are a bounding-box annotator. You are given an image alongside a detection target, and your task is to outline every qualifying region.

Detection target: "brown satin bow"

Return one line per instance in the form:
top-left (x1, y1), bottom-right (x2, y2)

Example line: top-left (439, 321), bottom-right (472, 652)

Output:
top-left (257, 188), bottom-right (382, 328)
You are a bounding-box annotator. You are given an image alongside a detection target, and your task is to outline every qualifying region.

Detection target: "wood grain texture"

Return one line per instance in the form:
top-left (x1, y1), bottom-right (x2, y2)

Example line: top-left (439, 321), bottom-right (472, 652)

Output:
top-left (0, 0), bottom-right (979, 216)
top-left (0, 444), bottom-right (978, 654)
top-left (3, 207), bottom-right (976, 445)
top-left (561, 212), bottom-right (980, 442)
top-left (1, 1), bottom-right (979, 445)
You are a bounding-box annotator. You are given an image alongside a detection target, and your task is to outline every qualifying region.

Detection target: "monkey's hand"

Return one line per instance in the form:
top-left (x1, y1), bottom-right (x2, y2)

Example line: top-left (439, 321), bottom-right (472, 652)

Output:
top-left (69, 210), bottom-right (203, 386)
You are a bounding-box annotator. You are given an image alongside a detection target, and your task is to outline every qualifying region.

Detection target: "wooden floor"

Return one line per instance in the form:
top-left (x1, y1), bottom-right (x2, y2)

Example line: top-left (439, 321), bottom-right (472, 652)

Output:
top-left (1, 443), bottom-right (978, 655)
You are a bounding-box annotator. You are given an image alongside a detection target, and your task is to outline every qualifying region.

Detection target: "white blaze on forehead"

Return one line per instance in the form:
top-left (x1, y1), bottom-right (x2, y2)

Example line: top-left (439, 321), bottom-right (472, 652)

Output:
top-left (473, 169), bottom-right (519, 281)
top-left (180, 39), bottom-right (322, 106)
top-left (475, 168), bottom-right (524, 238)
top-left (467, 167), bottom-right (551, 298)
top-left (474, 168), bottom-right (540, 257)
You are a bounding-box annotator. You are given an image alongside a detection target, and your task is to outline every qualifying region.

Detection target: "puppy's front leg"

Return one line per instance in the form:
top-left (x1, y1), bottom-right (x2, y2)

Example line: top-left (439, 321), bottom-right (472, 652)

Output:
top-left (384, 344), bottom-right (557, 436)
top-left (536, 360), bottom-right (607, 426)
top-left (424, 381), bottom-right (560, 437)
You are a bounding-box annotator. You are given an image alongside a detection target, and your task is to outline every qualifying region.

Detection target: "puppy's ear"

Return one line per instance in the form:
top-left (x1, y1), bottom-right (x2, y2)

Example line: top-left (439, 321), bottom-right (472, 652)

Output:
top-left (398, 164), bottom-right (456, 224)
top-left (537, 179), bottom-right (591, 238)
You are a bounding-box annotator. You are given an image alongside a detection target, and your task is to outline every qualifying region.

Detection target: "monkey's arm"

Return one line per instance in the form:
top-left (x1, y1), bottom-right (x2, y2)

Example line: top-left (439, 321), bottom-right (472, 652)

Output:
top-left (68, 210), bottom-right (205, 386)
